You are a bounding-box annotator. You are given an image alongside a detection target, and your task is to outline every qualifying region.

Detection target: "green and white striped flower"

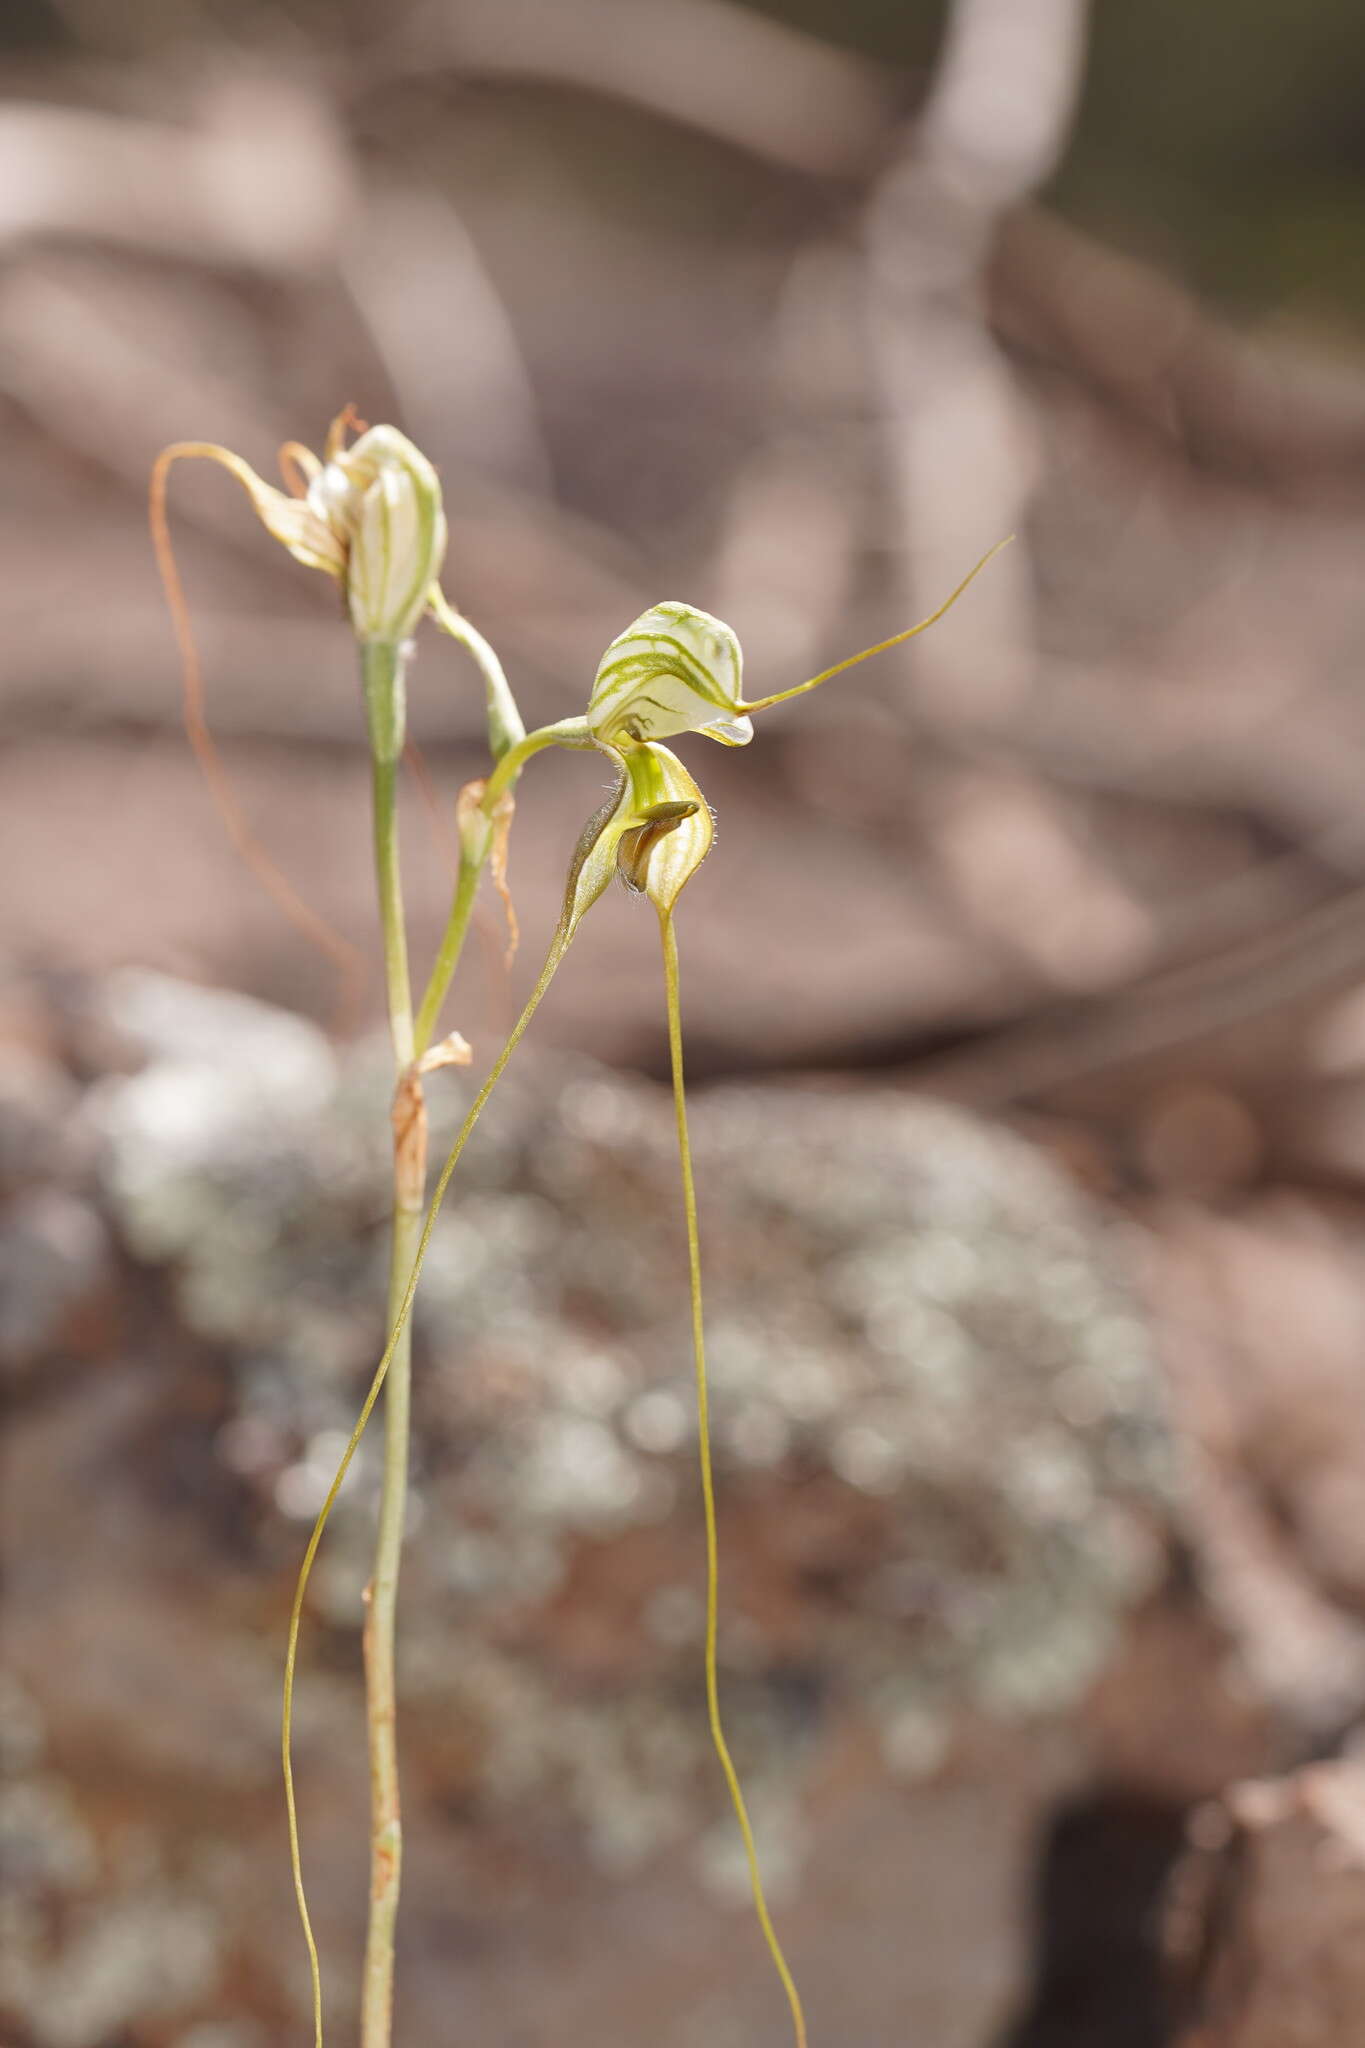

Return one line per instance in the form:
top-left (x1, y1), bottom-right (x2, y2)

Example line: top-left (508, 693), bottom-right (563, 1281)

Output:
top-left (587, 601), bottom-right (753, 749)
top-left (155, 415), bottom-right (449, 648)
top-left (308, 425), bottom-right (447, 645)
top-left (587, 545), bottom-right (1011, 757)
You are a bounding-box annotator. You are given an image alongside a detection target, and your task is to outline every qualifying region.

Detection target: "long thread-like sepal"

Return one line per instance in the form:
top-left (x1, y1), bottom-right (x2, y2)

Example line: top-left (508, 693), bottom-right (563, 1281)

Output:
top-left (149, 446), bottom-right (365, 1016)
top-left (741, 535), bottom-right (1013, 714)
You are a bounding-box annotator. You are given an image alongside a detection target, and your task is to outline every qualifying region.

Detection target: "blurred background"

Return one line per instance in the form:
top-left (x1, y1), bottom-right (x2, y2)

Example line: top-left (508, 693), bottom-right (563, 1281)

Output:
top-left (8, 1), bottom-right (1365, 2043)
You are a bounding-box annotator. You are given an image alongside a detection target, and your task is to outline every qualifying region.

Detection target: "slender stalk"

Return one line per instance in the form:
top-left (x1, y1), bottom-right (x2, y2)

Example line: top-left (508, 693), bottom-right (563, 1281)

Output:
top-left (413, 850), bottom-right (480, 1059)
top-left (484, 717), bottom-right (594, 807)
top-left (364, 643), bottom-right (416, 1066)
top-left (428, 588), bottom-right (526, 761)
top-left (359, 639), bottom-right (420, 2048)
top-left (659, 911), bottom-right (809, 2048)
top-left (412, 718), bottom-right (594, 1056)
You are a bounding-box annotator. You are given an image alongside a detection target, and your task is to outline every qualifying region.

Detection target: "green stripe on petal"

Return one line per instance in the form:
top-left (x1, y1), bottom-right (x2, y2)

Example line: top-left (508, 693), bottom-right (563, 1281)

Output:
top-left (588, 602), bottom-right (747, 747)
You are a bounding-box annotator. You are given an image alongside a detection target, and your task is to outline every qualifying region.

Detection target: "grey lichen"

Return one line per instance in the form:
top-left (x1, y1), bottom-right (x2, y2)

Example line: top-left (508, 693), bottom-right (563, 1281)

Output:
top-left (88, 974), bottom-right (1172, 1888)
top-left (0, 1674), bottom-right (220, 2047)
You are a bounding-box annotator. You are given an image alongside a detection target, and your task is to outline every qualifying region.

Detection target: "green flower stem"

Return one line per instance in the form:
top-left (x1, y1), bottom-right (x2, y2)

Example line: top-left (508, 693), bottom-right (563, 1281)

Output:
top-left (360, 1195), bottom-right (420, 2048)
top-left (412, 717), bottom-right (593, 1058)
top-left (359, 637), bottom-right (421, 2048)
top-left (484, 715), bottom-right (594, 805)
top-left (413, 849), bottom-right (481, 1060)
top-left (428, 588), bottom-right (526, 761)
top-left (363, 641), bottom-right (416, 1066)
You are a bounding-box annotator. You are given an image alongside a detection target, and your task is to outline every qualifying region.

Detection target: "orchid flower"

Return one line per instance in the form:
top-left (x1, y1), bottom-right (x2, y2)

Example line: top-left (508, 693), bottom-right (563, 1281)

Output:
top-left (305, 423), bottom-right (447, 644)
top-left (155, 412), bottom-right (447, 646)
top-left (154, 388), bottom-right (1038, 2048)
top-left (587, 541), bottom-right (1008, 757)
top-left (194, 485), bottom-right (1005, 2048)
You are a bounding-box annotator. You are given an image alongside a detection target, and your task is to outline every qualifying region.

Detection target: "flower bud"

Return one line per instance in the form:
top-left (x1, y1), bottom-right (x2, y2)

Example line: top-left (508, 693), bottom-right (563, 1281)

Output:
top-left (308, 426), bottom-right (448, 644)
top-left (588, 602), bottom-right (752, 749)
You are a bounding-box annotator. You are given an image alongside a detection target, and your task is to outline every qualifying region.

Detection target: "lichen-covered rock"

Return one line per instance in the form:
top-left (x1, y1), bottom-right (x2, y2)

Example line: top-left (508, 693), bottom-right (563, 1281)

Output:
top-left (91, 975), bottom-right (1168, 1850)
top-left (0, 1038), bottom-right (110, 1380)
top-left (6, 973), bottom-right (1173, 2047)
